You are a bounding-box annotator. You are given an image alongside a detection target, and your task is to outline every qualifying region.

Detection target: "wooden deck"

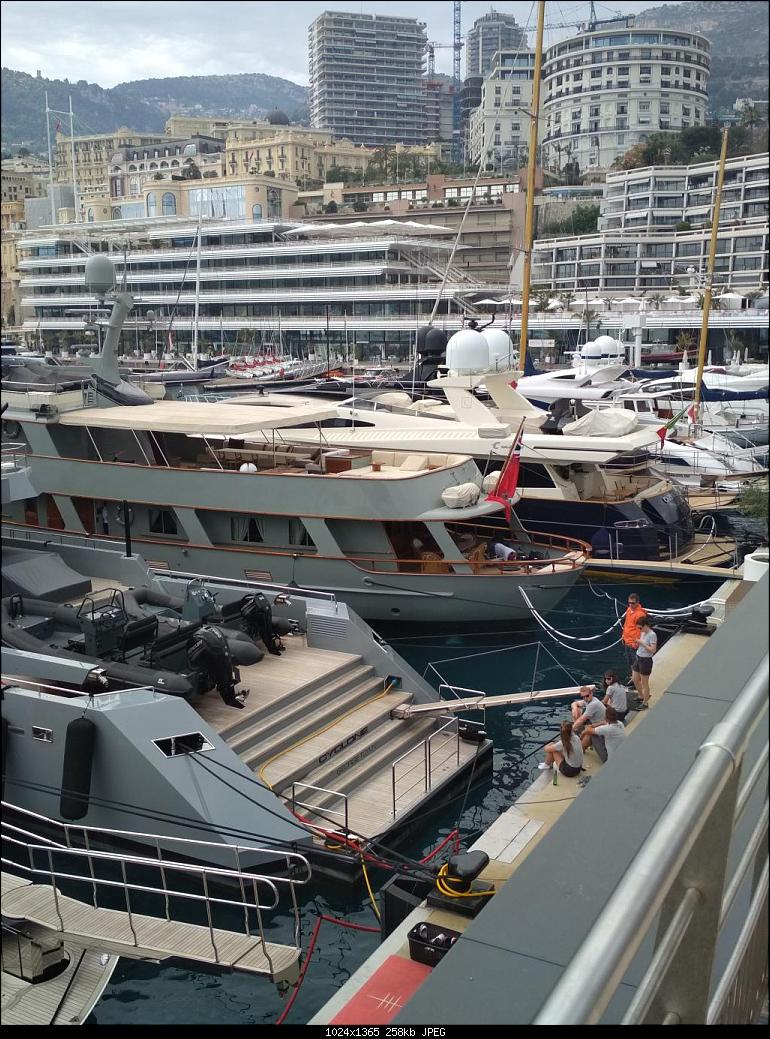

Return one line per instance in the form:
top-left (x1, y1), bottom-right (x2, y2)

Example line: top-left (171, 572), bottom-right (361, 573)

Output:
top-left (1, 881), bottom-right (300, 984)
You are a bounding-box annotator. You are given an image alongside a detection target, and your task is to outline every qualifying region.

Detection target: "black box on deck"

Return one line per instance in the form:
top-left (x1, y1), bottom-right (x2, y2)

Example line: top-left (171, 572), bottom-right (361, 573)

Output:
top-left (407, 921), bottom-right (461, 967)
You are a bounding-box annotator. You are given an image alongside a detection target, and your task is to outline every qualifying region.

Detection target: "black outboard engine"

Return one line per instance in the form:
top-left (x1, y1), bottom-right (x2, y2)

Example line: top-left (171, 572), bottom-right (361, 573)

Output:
top-left (540, 397), bottom-right (589, 434)
top-left (240, 593), bottom-right (284, 655)
top-left (187, 625), bottom-right (244, 708)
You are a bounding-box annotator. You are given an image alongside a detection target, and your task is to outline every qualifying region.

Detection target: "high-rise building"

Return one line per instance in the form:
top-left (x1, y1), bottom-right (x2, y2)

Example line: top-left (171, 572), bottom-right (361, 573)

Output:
top-left (468, 51), bottom-right (537, 169)
top-left (308, 11), bottom-right (427, 147)
top-left (541, 16), bottom-right (711, 173)
top-left (466, 10), bottom-right (528, 78)
top-left (424, 78), bottom-right (456, 151)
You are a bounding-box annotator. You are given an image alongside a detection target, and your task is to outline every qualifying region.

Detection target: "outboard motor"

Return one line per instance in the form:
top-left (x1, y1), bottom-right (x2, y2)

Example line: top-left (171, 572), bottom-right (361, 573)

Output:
top-left (239, 593), bottom-right (284, 656)
top-left (187, 625), bottom-right (245, 708)
top-left (540, 397), bottom-right (590, 434)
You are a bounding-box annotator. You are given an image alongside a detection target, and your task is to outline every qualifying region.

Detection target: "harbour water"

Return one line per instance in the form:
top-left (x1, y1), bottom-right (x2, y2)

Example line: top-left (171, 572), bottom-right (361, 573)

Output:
top-left (91, 573), bottom-right (727, 1026)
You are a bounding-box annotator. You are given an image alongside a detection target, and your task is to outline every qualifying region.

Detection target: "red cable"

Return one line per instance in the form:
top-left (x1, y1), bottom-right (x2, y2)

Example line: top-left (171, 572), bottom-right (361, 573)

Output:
top-left (276, 914), bottom-right (379, 1026)
top-left (419, 829), bottom-right (458, 864)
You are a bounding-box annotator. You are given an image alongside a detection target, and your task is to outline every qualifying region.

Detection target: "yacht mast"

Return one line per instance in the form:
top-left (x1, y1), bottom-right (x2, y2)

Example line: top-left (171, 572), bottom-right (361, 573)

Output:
top-left (192, 216), bottom-right (202, 368)
top-left (518, 0), bottom-right (546, 373)
top-left (693, 129), bottom-right (729, 423)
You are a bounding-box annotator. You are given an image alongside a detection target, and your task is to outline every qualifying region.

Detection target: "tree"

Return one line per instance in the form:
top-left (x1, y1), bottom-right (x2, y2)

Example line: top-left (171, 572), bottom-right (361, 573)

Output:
top-left (16, 146), bottom-right (30, 157)
top-left (737, 479), bottom-right (768, 541)
top-left (352, 201), bottom-right (368, 212)
top-left (325, 166), bottom-right (351, 183)
top-left (539, 204), bottom-right (600, 238)
top-left (676, 330), bottom-right (696, 351)
top-left (675, 221), bottom-right (692, 232)
top-left (648, 294), bottom-right (664, 310)
top-left (324, 200), bottom-right (338, 214)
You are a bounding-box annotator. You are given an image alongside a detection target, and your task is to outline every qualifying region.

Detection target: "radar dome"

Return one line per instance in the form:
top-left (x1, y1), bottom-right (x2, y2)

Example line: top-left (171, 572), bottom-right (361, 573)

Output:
top-left (581, 341), bottom-right (602, 359)
top-left (595, 334), bottom-right (620, 351)
top-left (267, 109), bottom-right (290, 125)
top-left (446, 328), bottom-right (489, 374)
top-left (483, 328), bottom-right (514, 367)
top-left (84, 255), bottom-right (115, 296)
top-left (424, 326), bottom-right (448, 354)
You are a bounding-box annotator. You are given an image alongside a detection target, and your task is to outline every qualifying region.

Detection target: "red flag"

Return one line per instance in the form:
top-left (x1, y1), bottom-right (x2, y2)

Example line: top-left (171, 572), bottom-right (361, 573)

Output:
top-left (485, 420), bottom-right (524, 521)
top-left (656, 426), bottom-right (668, 443)
top-left (510, 379), bottom-right (518, 389)
top-left (687, 403), bottom-right (698, 422)
top-left (54, 119), bottom-right (62, 133)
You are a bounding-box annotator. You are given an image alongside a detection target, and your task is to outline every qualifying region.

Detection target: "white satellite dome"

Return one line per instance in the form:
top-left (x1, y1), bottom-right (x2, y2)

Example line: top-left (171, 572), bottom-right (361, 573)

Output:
top-left (446, 328), bottom-right (489, 374)
top-left (483, 328), bottom-right (514, 368)
top-left (595, 334), bottom-right (620, 351)
top-left (580, 340), bottom-right (603, 359)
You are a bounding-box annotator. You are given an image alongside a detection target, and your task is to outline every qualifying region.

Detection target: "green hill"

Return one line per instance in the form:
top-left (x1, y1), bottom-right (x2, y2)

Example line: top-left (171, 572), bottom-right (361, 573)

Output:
top-left (1, 68), bottom-right (308, 156)
top-left (636, 1), bottom-right (769, 115)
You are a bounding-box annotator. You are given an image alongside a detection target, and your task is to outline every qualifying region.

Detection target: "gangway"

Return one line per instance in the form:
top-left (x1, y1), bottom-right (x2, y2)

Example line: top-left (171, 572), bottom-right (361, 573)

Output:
top-left (392, 683), bottom-right (594, 718)
top-left (1, 805), bottom-right (312, 985)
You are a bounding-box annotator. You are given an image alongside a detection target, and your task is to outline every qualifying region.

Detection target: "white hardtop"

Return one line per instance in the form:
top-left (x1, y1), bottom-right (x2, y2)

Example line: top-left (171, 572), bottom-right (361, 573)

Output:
top-left (57, 399), bottom-right (339, 436)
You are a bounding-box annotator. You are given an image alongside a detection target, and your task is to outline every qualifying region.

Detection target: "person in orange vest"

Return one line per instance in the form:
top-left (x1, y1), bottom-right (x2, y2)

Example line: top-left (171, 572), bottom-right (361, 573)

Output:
top-left (622, 592), bottom-right (646, 688)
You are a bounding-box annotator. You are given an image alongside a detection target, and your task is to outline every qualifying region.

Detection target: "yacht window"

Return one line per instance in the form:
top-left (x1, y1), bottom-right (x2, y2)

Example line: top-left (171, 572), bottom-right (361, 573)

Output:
top-left (149, 508), bottom-right (178, 535)
top-left (517, 463), bottom-right (557, 488)
top-left (623, 401), bottom-right (635, 410)
top-left (289, 519), bottom-right (315, 547)
top-left (230, 515), bottom-right (264, 542)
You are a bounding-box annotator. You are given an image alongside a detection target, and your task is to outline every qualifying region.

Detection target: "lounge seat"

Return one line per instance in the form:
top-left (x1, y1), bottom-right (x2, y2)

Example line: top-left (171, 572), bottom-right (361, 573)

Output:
top-left (400, 454), bottom-right (429, 472)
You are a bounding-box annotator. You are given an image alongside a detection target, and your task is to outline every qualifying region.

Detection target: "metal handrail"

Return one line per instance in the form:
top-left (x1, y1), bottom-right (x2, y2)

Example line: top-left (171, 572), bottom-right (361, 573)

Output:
top-left (534, 655), bottom-right (769, 1024)
top-left (290, 781), bottom-right (349, 837)
top-left (1, 800), bottom-right (312, 885)
top-left (391, 717), bottom-right (459, 818)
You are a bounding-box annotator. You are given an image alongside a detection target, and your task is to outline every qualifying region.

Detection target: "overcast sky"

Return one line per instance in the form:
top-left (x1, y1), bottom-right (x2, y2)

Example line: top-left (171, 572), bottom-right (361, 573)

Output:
top-left (1, 1), bottom-right (679, 87)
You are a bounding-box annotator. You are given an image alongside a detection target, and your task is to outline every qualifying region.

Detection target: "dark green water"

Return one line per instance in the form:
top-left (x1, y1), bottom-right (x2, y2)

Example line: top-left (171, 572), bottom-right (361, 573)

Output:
top-left (93, 574), bottom-right (726, 1025)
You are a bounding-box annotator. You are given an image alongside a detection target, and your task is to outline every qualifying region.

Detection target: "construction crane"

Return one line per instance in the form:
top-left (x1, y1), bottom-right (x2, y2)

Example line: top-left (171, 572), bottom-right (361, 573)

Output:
top-left (425, 40), bottom-right (462, 78)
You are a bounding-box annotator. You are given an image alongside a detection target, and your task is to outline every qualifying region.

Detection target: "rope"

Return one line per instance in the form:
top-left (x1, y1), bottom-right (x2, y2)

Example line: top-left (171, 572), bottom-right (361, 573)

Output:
top-left (520, 588), bottom-right (623, 655)
top-left (360, 855), bottom-right (382, 922)
top-left (519, 591), bottom-right (622, 643)
top-left (276, 913), bottom-right (380, 1026)
top-left (419, 830), bottom-right (459, 864)
top-left (587, 578), bottom-right (709, 618)
top-left (435, 863), bottom-right (496, 900)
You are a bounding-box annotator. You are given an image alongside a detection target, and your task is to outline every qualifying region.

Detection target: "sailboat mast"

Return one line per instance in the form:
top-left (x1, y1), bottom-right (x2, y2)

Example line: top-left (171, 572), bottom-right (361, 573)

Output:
top-left (693, 129), bottom-right (729, 423)
top-left (519, 0), bottom-right (546, 372)
top-left (192, 217), bottom-right (202, 367)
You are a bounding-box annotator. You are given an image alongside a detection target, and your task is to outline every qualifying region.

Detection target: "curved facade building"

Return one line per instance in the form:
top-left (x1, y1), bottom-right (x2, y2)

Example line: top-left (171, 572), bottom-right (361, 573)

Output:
top-left (542, 19), bottom-right (711, 173)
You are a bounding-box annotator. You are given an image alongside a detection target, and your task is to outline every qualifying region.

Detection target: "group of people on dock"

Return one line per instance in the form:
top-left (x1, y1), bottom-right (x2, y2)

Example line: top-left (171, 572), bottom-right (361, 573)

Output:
top-left (539, 592), bottom-right (658, 777)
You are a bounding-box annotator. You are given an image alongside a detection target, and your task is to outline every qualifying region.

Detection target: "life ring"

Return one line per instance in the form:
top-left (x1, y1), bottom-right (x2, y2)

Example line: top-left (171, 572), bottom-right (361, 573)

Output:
top-left (2, 420), bottom-right (22, 439)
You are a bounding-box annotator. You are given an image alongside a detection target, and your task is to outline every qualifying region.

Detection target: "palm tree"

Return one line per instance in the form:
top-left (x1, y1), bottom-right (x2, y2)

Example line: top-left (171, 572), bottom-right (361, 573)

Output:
top-left (558, 290), bottom-right (576, 308)
top-left (530, 287), bottom-right (552, 312)
top-left (648, 293), bottom-right (664, 310)
top-left (676, 330), bottom-right (696, 351)
top-left (583, 308), bottom-right (601, 341)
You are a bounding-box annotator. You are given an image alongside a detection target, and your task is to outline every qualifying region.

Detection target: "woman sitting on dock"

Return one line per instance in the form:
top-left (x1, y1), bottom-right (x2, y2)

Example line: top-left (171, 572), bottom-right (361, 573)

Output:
top-left (601, 670), bottom-right (628, 722)
top-left (539, 720), bottom-right (584, 777)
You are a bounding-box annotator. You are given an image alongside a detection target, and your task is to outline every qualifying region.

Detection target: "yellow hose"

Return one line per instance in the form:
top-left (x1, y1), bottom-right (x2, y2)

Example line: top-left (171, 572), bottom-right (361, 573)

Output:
top-left (360, 854), bottom-right (382, 922)
top-left (435, 863), bottom-right (496, 899)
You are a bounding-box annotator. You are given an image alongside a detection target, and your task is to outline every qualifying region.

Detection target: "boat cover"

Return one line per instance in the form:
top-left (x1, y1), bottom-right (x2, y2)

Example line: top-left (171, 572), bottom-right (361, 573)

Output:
top-left (561, 409), bottom-right (639, 438)
top-left (441, 482), bottom-right (481, 509)
top-left (2, 547), bottom-right (92, 601)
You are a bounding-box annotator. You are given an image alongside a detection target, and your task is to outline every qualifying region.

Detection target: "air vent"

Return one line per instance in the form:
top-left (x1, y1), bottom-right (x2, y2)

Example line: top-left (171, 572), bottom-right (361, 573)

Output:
top-left (308, 616), bottom-right (348, 639)
top-left (147, 560), bottom-right (171, 571)
top-left (244, 569), bottom-right (272, 581)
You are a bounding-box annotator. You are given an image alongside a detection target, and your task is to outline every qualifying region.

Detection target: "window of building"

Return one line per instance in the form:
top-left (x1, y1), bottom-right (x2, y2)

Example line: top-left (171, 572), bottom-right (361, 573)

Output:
top-left (161, 192), bottom-right (176, 216)
top-left (146, 192), bottom-right (157, 217)
top-left (252, 202), bottom-right (263, 220)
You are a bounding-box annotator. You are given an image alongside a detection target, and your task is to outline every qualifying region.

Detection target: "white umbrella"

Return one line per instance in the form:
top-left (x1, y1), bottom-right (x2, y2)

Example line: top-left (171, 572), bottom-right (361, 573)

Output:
top-left (569, 298), bottom-right (590, 309)
top-left (587, 297), bottom-right (609, 308)
top-left (476, 298), bottom-right (506, 305)
top-left (546, 298), bottom-right (563, 310)
top-left (717, 290), bottom-right (744, 310)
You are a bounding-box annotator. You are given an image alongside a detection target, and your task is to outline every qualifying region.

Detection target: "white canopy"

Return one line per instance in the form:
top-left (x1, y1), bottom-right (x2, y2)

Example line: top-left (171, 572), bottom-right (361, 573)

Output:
top-left (546, 298), bottom-right (563, 310)
top-left (717, 291), bottom-right (744, 299)
top-left (476, 297), bottom-right (507, 305)
top-left (285, 219), bottom-right (453, 237)
top-left (58, 400), bottom-right (338, 436)
top-left (587, 297), bottom-right (609, 307)
top-left (619, 297), bottom-right (641, 304)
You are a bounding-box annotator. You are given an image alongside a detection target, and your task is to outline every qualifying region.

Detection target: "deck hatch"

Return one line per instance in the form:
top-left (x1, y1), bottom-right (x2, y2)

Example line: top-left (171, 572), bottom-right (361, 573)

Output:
top-left (153, 732), bottom-right (214, 757)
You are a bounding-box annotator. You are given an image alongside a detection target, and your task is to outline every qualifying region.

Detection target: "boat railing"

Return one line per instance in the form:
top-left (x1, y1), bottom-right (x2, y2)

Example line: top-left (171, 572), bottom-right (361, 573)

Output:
top-left (2, 802), bottom-right (312, 969)
top-left (1, 441), bottom-right (29, 472)
top-left (391, 717), bottom-right (459, 819)
top-left (534, 654), bottom-right (769, 1025)
top-left (0, 674), bottom-right (148, 698)
top-left (288, 781), bottom-right (349, 839)
top-left (157, 568), bottom-right (339, 603)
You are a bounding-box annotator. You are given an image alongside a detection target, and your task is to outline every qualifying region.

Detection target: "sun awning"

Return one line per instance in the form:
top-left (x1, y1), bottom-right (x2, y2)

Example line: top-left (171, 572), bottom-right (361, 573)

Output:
top-left (58, 400), bottom-right (338, 436)
top-left (285, 220), bottom-right (453, 237)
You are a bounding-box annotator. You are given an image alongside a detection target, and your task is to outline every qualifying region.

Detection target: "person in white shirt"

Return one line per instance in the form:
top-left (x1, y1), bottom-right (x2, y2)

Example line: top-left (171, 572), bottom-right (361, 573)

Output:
top-left (601, 670), bottom-right (628, 721)
top-left (492, 541), bottom-right (517, 561)
top-left (631, 615), bottom-right (658, 708)
top-left (585, 706), bottom-right (627, 759)
top-left (538, 719), bottom-right (584, 777)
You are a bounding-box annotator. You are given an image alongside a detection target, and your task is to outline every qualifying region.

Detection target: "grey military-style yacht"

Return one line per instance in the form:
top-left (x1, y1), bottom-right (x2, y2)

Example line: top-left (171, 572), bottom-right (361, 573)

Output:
top-left (1, 256), bottom-right (588, 625)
